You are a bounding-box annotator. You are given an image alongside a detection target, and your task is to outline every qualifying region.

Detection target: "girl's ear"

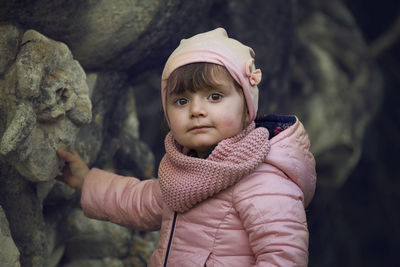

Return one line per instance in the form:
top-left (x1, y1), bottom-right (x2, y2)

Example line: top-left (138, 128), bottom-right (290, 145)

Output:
top-left (242, 108), bottom-right (251, 129)
top-left (245, 110), bottom-right (251, 125)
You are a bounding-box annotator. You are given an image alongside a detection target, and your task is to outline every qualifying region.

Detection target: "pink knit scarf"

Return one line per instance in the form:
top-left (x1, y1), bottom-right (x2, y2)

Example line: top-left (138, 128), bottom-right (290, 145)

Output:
top-left (158, 122), bottom-right (271, 213)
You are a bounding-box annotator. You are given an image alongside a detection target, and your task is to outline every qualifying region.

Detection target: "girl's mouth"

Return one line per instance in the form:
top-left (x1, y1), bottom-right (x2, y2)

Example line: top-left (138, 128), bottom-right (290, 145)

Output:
top-left (189, 125), bottom-right (212, 131)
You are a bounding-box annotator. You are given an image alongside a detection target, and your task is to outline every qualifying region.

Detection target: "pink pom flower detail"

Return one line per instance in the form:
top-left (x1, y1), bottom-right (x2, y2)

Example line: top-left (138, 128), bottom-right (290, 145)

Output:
top-left (245, 59), bottom-right (262, 86)
top-left (249, 69), bottom-right (262, 86)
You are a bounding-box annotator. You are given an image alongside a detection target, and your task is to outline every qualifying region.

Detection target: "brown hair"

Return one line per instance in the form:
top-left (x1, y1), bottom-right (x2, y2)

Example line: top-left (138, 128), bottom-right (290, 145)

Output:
top-left (165, 62), bottom-right (242, 96)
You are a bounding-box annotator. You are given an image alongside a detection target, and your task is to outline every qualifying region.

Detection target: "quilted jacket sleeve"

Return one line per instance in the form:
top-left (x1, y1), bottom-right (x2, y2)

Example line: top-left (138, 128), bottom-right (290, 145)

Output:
top-left (81, 168), bottom-right (163, 231)
top-left (233, 164), bottom-right (309, 267)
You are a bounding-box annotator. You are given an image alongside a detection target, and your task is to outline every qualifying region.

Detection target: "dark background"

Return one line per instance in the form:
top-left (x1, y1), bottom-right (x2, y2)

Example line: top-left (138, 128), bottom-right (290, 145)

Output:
top-left (308, 0), bottom-right (400, 266)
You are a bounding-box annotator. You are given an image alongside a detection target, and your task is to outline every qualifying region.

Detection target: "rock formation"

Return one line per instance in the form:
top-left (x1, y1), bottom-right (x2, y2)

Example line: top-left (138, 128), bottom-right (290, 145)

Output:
top-left (291, 1), bottom-right (382, 186)
top-left (0, 27), bottom-right (92, 182)
top-left (0, 206), bottom-right (20, 267)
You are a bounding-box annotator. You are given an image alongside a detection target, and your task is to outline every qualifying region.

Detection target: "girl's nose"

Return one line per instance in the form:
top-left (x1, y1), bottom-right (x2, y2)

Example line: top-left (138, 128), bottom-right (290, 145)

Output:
top-left (189, 97), bottom-right (207, 117)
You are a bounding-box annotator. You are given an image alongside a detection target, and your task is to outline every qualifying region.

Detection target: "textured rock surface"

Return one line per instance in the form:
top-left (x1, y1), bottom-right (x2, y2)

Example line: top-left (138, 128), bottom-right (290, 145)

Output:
top-left (62, 258), bottom-right (124, 267)
top-left (75, 71), bottom-right (155, 178)
top-left (290, 0), bottom-right (382, 186)
top-left (0, 24), bottom-right (21, 75)
top-left (0, 163), bottom-right (49, 267)
top-left (0, 206), bottom-right (20, 267)
top-left (63, 209), bottom-right (131, 260)
top-left (0, 27), bottom-right (92, 182)
top-left (1, 0), bottom-right (215, 71)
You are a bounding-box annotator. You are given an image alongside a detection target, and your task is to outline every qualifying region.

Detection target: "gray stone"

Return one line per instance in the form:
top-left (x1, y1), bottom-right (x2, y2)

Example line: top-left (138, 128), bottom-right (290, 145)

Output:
top-left (0, 27), bottom-right (92, 182)
top-left (0, 24), bottom-right (21, 75)
top-left (0, 166), bottom-right (47, 267)
top-left (63, 209), bottom-right (132, 260)
top-left (0, 206), bottom-right (20, 267)
top-left (61, 257), bottom-right (124, 267)
top-left (290, 0), bottom-right (383, 186)
top-left (0, 25), bottom-right (92, 266)
top-left (130, 70), bottom-right (167, 167)
top-left (128, 231), bottom-right (160, 267)
top-left (74, 71), bottom-right (128, 166)
top-left (73, 71), bottom-right (155, 178)
top-left (47, 245), bottom-right (65, 267)
top-left (1, 0), bottom-right (215, 71)
top-left (0, 103), bottom-right (36, 158)
top-left (94, 85), bottom-right (155, 178)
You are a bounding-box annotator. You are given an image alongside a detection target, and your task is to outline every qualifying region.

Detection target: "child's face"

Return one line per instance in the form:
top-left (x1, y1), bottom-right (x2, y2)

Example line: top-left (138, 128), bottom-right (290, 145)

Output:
top-left (166, 71), bottom-right (249, 158)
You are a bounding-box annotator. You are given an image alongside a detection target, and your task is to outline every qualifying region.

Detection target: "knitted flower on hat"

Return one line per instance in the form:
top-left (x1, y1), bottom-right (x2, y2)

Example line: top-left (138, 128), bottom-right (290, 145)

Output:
top-left (158, 122), bottom-right (270, 213)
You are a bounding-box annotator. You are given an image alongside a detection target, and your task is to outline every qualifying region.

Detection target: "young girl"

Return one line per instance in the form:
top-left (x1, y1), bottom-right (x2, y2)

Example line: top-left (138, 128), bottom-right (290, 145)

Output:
top-left (57, 28), bottom-right (316, 266)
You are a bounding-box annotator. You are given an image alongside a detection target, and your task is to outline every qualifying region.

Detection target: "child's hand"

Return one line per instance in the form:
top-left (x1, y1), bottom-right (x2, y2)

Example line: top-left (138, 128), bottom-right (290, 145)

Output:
top-left (56, 149), bottom-right (89, 190)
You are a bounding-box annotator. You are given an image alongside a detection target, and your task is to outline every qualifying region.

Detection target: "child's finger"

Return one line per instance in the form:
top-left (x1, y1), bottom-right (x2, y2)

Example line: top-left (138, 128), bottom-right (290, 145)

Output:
top-left (57, 149), bottom-right (76, 162)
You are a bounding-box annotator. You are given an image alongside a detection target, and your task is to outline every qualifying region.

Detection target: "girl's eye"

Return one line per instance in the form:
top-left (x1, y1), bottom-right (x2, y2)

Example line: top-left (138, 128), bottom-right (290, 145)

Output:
top-left (208, 93), bottom-right (222, 101)
top-left (175, 98), bottom-right (188, 106)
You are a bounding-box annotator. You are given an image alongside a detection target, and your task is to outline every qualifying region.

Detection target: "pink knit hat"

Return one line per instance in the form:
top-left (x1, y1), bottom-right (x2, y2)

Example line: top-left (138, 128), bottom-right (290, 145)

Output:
top-left (161, 28), bottom-right (262, 121)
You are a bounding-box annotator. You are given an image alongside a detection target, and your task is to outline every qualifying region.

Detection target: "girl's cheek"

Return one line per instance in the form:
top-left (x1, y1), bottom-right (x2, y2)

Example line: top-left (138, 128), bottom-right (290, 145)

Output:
top-left (221, 115), bottom-right (241, 129)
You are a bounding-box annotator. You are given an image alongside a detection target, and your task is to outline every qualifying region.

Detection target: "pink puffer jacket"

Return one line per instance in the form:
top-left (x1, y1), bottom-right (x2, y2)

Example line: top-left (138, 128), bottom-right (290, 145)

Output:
top-left (81, 116), bottom-right (316, 266)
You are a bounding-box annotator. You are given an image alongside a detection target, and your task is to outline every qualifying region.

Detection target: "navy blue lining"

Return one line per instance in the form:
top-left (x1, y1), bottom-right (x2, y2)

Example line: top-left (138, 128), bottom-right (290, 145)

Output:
top-left (163, 211), bottom-right (178, 267)
top-left (255, 114), bottom-right (296, 139)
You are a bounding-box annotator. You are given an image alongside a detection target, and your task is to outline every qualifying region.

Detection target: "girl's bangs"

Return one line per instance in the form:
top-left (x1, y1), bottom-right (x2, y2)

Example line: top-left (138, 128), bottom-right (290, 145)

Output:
top-left (166, 63), bottom-right (232, 95)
